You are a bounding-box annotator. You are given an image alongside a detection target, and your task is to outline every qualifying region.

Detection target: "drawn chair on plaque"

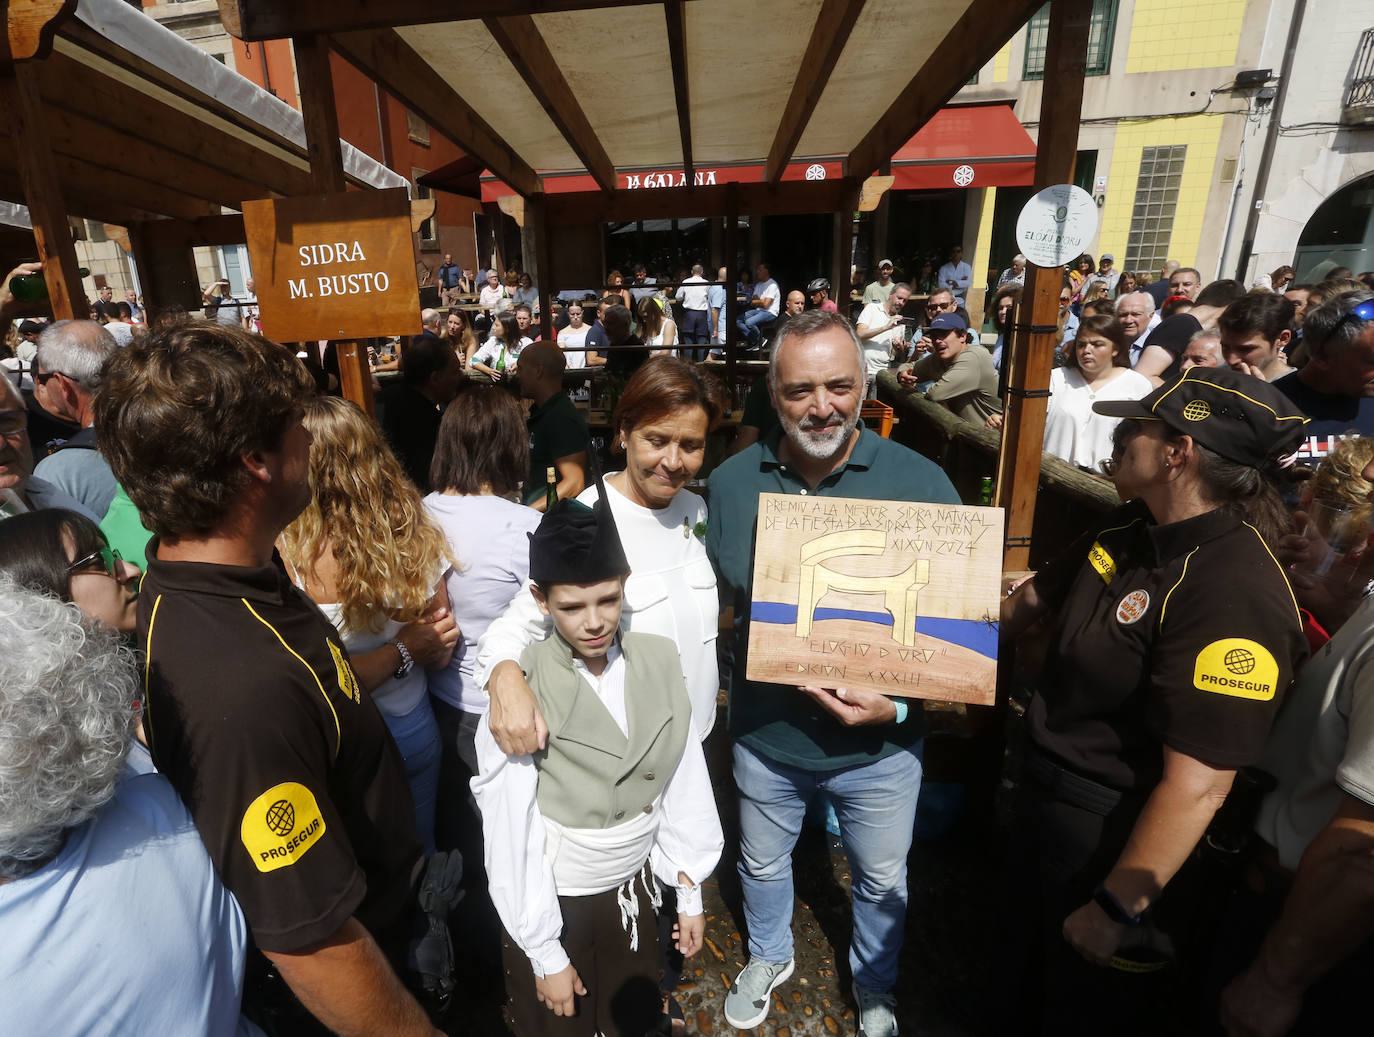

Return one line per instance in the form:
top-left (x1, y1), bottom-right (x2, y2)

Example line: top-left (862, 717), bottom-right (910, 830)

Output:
top-left (795, 529), bottom-right (930, 647)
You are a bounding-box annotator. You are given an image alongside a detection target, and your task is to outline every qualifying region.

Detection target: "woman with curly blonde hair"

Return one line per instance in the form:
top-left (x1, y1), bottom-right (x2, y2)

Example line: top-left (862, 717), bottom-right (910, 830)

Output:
top-left (279, 395), bottom-right (459, 852)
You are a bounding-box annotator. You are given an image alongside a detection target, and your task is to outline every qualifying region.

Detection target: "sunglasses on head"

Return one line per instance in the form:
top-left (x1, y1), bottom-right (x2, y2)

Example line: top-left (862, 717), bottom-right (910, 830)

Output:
top-left (1331, 299), bottom-right (1374, 338)
top-left (66, 545), bottom-right (123, 578)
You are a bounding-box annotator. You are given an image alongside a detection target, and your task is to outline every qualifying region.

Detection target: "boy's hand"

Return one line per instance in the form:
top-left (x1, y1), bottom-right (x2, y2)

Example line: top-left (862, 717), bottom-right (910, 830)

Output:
top-left (673, 913), bottom-right (705, 957)
top-left (535, 965), bottom-right (586, 1016)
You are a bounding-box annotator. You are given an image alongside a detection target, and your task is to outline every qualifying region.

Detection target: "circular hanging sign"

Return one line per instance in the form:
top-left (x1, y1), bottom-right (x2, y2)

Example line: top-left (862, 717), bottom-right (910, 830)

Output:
top-left (1014, 184), bottom-right (1099, 269)
top-left (805, 163), bottom-right (827, 181)
top-left (953, 164), bottom-right (975, 187)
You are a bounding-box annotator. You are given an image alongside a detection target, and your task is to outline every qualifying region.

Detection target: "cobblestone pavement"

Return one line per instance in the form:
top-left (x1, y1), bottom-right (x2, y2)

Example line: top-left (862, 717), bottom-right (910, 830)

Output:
top-left (448, 718), bottom-right (1004, 1037)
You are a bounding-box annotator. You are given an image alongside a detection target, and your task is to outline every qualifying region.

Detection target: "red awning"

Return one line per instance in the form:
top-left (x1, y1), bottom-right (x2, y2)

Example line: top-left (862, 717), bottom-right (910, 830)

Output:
top-left (889, 103), bottom-right (1036, 190)
top-left (472, 103), bottom-right (1034, 201)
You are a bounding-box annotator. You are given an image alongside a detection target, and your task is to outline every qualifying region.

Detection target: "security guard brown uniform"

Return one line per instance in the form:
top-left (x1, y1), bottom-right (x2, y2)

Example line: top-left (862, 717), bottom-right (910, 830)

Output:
top-left (137, 543), bottom-right (423, 996)
top-left (1005, 367), bottom-right (1311, 1034)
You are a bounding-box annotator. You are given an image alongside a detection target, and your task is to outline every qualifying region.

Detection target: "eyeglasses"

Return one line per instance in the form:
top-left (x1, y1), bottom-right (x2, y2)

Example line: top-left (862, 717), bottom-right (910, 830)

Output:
top-left (65, 545), bottom-right (123, 578)
top-left (1331, 299), bottom-right (1374, 338)
top-left (34, 369), bottom-right (64, 386)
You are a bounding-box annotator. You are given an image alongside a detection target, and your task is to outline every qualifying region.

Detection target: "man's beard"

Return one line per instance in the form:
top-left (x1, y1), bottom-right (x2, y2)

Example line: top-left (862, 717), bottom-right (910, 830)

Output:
top-left (780, 408), bottom-right (859, 460)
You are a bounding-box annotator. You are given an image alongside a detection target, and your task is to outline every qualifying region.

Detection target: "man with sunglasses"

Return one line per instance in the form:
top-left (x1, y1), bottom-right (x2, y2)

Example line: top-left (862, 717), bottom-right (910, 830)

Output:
top-left (31, 320), bottom-right (119, 519)
top-left (1272, 291), bottom-right (1374, 463)
top-left (0, 373), bottom-right (96, 521)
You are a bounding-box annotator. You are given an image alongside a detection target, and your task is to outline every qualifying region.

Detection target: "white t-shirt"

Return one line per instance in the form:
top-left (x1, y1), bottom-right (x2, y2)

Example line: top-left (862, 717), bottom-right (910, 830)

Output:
top-left (1042, 366), bottom-right (1153, 470)
top-left (857, 301), bottom-right (903, 375)
top-left (753, 278), bottom-right (781, 317)
top-left (471, 335), bottom-right (532, 368)
top-left (423, 493), bottom-right (542, 713)
top-left (557, 324), bottom-right (589, 369)
top-left (1257, 594), bottom-right (1374, 870)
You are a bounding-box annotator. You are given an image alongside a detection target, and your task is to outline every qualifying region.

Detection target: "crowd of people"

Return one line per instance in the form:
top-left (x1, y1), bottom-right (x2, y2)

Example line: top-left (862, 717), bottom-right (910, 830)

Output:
top-left (1, 238), bottom-right (1373, 1037)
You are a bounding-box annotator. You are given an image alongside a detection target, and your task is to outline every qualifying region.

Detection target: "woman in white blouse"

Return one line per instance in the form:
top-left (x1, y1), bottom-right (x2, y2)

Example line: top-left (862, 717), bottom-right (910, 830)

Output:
top-left (1042, 314), bottom-right (1154, 472)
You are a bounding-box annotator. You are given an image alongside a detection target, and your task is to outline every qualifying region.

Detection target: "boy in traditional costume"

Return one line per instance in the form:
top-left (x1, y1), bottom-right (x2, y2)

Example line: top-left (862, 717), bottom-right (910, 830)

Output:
top-left (472, 485), bottom-right (722, 1036)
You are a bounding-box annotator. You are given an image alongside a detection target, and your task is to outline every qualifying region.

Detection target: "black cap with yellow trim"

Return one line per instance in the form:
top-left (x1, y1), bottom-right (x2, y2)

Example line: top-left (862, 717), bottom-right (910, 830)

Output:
top-left (1092, 366), bottom-right (1309, 468)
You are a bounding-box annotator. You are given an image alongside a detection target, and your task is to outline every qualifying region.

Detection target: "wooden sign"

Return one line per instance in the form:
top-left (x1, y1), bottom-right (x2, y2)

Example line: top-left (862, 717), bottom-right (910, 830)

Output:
top-left (746, 493), bottom-right (1003, 706)
top-left (243, 188), bottom-right (421, 342)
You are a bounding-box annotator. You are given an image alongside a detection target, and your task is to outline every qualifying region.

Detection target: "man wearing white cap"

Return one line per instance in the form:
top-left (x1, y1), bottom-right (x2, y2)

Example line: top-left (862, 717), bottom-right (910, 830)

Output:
top-left (862, 260), bottom-right (896, 307)
top-left (1086, 253), bottom-right (1120, 296)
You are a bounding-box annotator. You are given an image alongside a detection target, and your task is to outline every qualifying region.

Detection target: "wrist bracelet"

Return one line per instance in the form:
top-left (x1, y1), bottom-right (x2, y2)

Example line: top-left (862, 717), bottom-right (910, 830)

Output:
top-left (1093, 883), bottom-right (1143, 926)
top-left (892, 699), bottom-right (909, 724)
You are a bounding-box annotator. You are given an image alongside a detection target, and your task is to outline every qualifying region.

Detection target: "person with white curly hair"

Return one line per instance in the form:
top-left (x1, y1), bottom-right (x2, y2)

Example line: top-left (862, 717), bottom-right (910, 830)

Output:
top-left (0, 575), bottom-right (260, 1035)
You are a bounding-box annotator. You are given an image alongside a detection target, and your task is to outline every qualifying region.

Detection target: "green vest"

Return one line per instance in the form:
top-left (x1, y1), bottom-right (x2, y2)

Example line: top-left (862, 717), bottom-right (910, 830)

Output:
top-left (521, 631), bottom-right (691, 830)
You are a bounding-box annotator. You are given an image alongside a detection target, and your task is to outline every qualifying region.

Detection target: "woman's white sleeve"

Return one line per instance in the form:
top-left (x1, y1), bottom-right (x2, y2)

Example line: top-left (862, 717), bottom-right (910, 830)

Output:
top-left (649, 732), bottom-right (723, 916)
top-left (471, 716), bottom-right (568, 977)
top-left (473, 580), bottom-right (552, 691)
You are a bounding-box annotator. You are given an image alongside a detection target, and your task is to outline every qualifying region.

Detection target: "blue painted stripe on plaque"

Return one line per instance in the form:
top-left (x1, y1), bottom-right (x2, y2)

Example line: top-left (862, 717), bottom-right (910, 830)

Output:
top-left (750, 602), bottom-right (997, 658)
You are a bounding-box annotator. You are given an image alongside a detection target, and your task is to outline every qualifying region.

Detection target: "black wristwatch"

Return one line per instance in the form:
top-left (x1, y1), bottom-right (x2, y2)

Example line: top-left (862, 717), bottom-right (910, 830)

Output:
top-left (392, 639), bottom-right (415, 679)
top-left (1092, 883), bottom-right (1143, 926)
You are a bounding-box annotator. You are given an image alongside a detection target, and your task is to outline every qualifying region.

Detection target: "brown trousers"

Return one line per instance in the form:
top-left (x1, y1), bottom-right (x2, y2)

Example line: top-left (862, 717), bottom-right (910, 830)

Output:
top-left (502, 872), bottom-right (661, 1037)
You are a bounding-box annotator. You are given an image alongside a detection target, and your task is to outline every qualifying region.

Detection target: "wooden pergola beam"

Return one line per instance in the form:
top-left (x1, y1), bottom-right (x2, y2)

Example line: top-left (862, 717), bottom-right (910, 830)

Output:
top-left (330, 27), bottom-right (543, 197)
top-left (664, 1), bottom-right (692, 183)
top-left (35, 52), bottom-right (316, 198)
top-left (765, 0), bottom-right (865, 185)
top-left (845, 0), bottom-right (1042, 181)
top-left (0, 171), bottom-right (157, 226)
top-left (483, 15), bottom-right (615, 194)
top-left (293, 35), bottom-right (347, 195)
top-left (40, 107), bottom-right (272, 208)
top-left (218, 0), bottom-right (706, 41)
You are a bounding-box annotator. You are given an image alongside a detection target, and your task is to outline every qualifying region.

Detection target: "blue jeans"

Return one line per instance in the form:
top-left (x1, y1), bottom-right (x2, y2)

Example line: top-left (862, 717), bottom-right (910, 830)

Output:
top-left (733, 740), bottom-right (923, 991)
top-left (382, 695), bottom-right (442, 855)
top-left (736, 308), bottom-right (775, 346)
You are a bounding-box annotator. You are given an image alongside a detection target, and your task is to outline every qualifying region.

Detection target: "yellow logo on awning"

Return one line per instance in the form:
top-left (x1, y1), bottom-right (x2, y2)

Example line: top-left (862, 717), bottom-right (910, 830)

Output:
top-left (1192, 638), bottom-right (1278, 700)
top-left (1088, 541), bottom-right (1116, 584)
top-left (241, 782), bottom-right (327, 873)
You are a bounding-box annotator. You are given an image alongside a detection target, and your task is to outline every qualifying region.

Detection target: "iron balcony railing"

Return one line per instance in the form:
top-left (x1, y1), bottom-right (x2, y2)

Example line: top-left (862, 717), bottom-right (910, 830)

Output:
top-left (1344, 27), bottom-right (1374, 123)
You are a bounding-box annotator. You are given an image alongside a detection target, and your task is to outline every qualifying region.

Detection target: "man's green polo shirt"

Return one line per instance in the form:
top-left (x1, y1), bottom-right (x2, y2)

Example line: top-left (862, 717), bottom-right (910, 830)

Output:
top-left (706, 426), bottom-right (960, 770)
top-left (524, 392), bottom-right (589, 505)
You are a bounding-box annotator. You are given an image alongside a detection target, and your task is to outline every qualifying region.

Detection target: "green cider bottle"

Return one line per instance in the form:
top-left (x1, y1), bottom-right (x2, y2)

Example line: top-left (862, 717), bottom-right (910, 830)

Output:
top-left (8, 267), bottom-right (91, 303)
top-left (544, 466), bottom-right (558, 510)
top-left (979, 476), bottom-right (994, 506)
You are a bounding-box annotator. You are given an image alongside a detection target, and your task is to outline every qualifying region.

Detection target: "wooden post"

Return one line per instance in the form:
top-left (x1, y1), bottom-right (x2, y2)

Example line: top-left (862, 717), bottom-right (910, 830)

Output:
top-left (294, 35), bottom-right (347, 196)
top-left (723, 184), bottom-right (739, 401)
top-left (993, 3), bottom-right (1091, 571)
top-left (530, 192), bottom-right (553, 343)
top-left (831, 183), bottom-right (858, 321)
top-left (292, 34), bottom-right (373, 414)
top-left (1, 65), bottom-right (85, 320)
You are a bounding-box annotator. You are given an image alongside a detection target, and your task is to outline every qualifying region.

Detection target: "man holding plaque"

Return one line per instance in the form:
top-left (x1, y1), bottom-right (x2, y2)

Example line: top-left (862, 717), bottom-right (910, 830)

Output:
top-left (706, 310), bottom-right (960, 1037)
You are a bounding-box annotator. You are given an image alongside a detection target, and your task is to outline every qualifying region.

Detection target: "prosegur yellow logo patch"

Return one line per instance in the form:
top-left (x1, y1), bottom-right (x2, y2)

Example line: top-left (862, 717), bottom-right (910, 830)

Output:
top-left (241, 782), bottom-right (326, 873)
top-left (1088, 541), bottom-right (1116, 584)
top-left (1192, 638), bottom-right (1279, 700)
top-left (329, 639), bottom-right (361, 704)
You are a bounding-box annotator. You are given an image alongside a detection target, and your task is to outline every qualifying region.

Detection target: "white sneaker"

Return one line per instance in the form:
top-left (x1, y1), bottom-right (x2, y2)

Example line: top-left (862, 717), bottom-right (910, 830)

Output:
top-left (723, 957), bottom-right (795, 1029)
top-left (855, 984), bottom-right (899, 1037)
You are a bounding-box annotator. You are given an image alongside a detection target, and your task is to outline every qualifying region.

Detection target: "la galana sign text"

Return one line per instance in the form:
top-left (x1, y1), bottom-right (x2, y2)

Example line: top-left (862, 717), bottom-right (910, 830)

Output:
top-left (243, 188), bottom-right (421, 342)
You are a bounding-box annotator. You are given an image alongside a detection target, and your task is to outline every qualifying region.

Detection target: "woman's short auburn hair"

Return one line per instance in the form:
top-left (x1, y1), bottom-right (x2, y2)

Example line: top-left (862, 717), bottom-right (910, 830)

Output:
top-left (612, 357), bottom-right (723, 452)
top-left (93, 317), bottom-right (315, 539)
top-left (430, 383), bottom-right (530, 497)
